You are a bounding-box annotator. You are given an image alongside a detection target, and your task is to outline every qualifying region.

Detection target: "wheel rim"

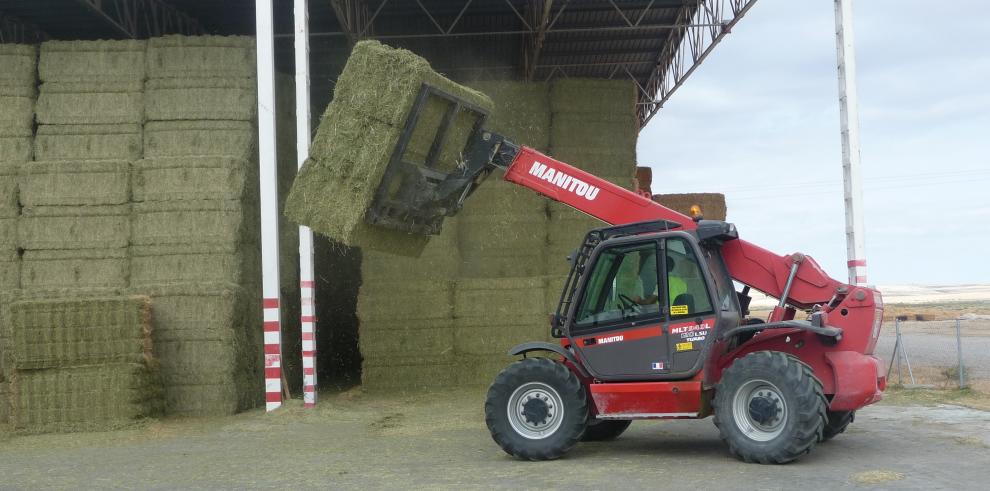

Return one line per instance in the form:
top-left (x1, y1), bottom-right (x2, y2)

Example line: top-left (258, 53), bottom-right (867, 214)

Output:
top-left (507, 382), bottom-right (565, 440)
top-left (732, 379), bottom-right (788, 442)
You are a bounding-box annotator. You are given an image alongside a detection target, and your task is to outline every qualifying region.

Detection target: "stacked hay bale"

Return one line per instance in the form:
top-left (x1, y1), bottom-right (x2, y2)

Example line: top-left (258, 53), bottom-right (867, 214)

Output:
top-left (19, 40), bottom-right (143, 291)
top-left (132, 35), bottom-right (263, 415)
top-left (451, 81), bottom-right (554, 383)
top-left (654, 193), bottom-right (727, 221)
top-left (0, 44), bottom-right (37, 424)
top-left (4, 296), bottom-right (163, 433)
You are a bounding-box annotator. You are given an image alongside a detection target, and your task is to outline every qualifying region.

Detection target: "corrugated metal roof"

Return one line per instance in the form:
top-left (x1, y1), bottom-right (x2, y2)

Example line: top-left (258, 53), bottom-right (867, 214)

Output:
top-left (0, 0), bottom-right (757, 124)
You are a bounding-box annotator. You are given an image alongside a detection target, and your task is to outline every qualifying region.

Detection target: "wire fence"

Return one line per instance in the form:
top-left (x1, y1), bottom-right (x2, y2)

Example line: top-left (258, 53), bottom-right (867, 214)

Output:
top-left (876, 316), bottom-right (990, 390)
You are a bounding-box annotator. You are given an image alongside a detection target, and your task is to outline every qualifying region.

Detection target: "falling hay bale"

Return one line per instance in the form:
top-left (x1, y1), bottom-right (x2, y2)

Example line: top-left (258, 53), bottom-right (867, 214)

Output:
top-left (143, 120), bottom-right (256, 159)
top-left (18, 204), bottom-right (131, 250)
top-left (132, 157), bottom-right (253, 202)
top-left (9, 296), bottom-right (152, 370)
top-left (21, 249), bottom-right (128, 289)
top-left (285, 40), bottom-right (493, 255)
top-left (35, 82), bottom-right (144, 125)
top-left (145, 78), bottom-right (256, 121)
top-left (17, 160), bottom-right (131, 206)
top-left (146, 35), bottom-right (256, 79)
top-left (34, 124), bottom-right (142, 161)
top-left (39, 40), bottom-right (147, 82)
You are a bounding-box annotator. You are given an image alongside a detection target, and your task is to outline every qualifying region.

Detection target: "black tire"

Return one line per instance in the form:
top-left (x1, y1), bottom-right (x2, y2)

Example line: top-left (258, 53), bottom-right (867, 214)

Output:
top-left (713, 351), bottom-right (827, 464)
top-left (485, 358), bottom-right (588, 460)
top-left (821, 410), bottom-right (855, 441)
top-left (582, 419), bottom-right (631, 442)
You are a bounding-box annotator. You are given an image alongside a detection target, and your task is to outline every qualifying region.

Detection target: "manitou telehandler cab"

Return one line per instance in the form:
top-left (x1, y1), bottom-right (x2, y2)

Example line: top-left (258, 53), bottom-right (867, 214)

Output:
top-left (317, 84), bottom-right (886, 464)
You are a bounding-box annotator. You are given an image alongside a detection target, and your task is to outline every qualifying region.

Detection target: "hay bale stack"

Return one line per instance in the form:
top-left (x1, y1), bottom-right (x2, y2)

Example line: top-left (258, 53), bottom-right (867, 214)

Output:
top-left (0, 164), bottom-right (19, 292)
top-left (129, 35), bottom-right (264, 415)
top-left (285, 40), bottom-right (493, 254)
top-left (5, 296), bottom-right (163, 433)
top-left (132, 283), bottom-right (260, 415)
top-left (654, 193), bottom-right (727, 221)
top-left (0, 44), bottom-right (36, 163)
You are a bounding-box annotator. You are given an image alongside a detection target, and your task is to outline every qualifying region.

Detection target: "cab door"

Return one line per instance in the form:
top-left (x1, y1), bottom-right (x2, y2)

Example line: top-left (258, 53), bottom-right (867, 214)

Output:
top-left (567, 239), bottom-right (671, 380)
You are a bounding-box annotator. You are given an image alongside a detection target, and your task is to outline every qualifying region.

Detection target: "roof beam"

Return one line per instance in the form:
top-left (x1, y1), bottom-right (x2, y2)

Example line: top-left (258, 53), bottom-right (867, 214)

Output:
top-left (524, 0), bottom-right (562, 80)
top-left (0, 12), bottom-right (49, 44)
top-left (74, 0), bottom-right (205, 38)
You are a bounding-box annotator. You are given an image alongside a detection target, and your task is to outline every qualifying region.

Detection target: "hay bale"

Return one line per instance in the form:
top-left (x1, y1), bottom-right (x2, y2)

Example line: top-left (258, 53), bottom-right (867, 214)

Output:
top-left (0, 136), bottom-right (33, 162)
top-left (550, 117), bottom-right (638, 151)
top-left (154, 339), bottom-right (239, 386)
top-left (454, 315), bottom-right (550, 357)
top-left (0, 87), bottom-right (35, 135)
top-left (654, 193), bottom-right (727, 221)
top-left (35, 82), bottom-right (143, 125)
top-left (550, 79), bottom-right (636, 115)
top-left (456, 210), bottom-right (548, 278)
top-left (21, 249), bottom-right (128, 289)
top-left (9, 296), bottom-right (151, 369)
top-left (39, 40), bottom-right (146, 82)
top-left (285, 41), bottom-right (493, 253)
top-left (10, 363), bottom-right (163, 433)
top-left (145, 78), bottom-right (256, 121)
top-left (454, 277), bottom-right (548, 320)
top-left (357, 280), bottom-right (452, 322)
top-left (147, 35), bottom-right (255, 79)
top-left (18, 160), bottom-right (130, 206)
top-left (144, 121), bottom-right (255, 158)
top-left (34, 124), bottom-right (142, 161)
top-left (130, 244), bottom-right (257, 286)
top-left (0, 44), bottom-right (36, 87)
top-left (131, 283), bottom-right (249, 343)
top-left (0, 252), bottom-right (19, 291)
top-left (359, 318), bottom-right (454, 357)
top-left (132, 157), bottom-right (252, 202)
top-left (361, 354), bottom-right (457, 390)
top-left (467, 80), bottom-right (551, 150)
top-left (131, 200), bottom-right (251, 246)
top-left (453, 354), bottom-right (518, 387)
top-left (0, 164), bottom-right (17, 217)
top-left (162, 384), bottom-right (239, 416)
top-left (18, 204), bottom-right (130, 250)
top-left (0, 380), bottom-right (8, 425)
top-left (360, 221), bottom-right (460, 281)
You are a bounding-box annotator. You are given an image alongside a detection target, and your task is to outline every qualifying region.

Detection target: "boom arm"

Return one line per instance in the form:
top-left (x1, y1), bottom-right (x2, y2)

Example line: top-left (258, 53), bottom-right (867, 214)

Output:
top-left (500, 145), bottom-right (845, 309)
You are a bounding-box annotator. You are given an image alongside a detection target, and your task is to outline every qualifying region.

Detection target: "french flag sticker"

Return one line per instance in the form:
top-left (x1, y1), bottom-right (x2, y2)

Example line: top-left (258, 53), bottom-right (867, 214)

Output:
top-left (651, 362), bottom-right (664, 370)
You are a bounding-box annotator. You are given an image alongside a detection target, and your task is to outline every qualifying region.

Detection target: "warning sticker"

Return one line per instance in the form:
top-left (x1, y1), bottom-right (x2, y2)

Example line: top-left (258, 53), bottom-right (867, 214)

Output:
top-left (671, 305), bottom-right (689, 316)
top-left (676, 341), bottom-right (694, 352)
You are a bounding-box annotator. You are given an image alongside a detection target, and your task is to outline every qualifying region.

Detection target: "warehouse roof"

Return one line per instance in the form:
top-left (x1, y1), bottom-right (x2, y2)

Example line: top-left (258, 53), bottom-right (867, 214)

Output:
top-left (0, 0), bottom-right (757, 126)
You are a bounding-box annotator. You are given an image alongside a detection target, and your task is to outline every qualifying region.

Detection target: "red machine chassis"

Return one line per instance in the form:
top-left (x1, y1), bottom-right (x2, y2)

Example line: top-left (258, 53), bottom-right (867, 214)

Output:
top-left (504, 146), bottom-right (885, 417)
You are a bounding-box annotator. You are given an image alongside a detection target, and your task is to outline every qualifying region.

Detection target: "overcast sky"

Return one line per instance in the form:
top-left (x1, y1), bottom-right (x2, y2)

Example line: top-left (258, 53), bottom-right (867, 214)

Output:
top-left (638, 0), bottom-right (990, 286)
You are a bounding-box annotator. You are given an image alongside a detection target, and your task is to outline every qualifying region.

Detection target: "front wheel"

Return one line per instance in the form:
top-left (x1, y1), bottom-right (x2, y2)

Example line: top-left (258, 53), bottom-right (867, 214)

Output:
top-left (485, 358), bottom-right (588, 460)
top-left (713, 351), bottom-right (827, 464)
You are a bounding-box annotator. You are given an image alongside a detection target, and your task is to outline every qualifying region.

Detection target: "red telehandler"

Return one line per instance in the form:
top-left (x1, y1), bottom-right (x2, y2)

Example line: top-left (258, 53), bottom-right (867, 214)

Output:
top-left (350, 85), bottom-right (885, 464)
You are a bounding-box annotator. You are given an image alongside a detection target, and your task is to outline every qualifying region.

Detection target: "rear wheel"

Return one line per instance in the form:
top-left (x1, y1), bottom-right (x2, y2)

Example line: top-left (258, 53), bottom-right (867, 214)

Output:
top-left (485, 358), bottom-right (588, 460)
top-left (713, 351), bottom-right (827, 464)
top-left (582, 419), bottom-right (631, 442)
top-left (821, 410), bottom-right (855, 441)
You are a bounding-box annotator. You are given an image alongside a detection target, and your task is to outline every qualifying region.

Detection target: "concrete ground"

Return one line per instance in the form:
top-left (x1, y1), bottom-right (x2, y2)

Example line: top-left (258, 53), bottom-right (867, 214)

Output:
top-left (1, 388), bottom-right (988, 490)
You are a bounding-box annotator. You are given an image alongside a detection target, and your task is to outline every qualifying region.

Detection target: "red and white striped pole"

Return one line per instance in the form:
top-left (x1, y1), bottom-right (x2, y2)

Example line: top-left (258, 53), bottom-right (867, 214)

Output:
top-left (256, 0), bottom-right (283, 411)
top-left (295, 0), bottom-right (318, 408)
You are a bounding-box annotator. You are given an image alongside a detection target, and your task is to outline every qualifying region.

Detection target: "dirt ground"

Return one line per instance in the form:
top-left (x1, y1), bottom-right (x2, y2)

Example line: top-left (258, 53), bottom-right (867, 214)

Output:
top-left (1, 387), bottom-right (989, 490)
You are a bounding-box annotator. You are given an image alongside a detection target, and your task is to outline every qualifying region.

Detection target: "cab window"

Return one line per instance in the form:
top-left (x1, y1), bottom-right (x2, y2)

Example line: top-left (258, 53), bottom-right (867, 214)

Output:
top-left (665, 238), bottom-right (714, 319)
top-left (573, 242), bottom-right (660, 332)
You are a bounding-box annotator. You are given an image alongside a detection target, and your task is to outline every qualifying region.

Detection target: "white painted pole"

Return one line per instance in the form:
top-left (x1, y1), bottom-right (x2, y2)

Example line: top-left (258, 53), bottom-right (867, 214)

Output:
top-left (294, 0), bottom-right (318, 409)
top-left (834, 0), bottom-right (868, 286)
top-left (256, 0), bottom-right (283, 412)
